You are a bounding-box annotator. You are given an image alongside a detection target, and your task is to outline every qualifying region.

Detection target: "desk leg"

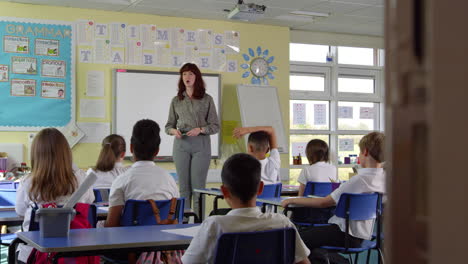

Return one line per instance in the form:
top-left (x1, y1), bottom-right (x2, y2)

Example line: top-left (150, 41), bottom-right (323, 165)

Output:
top-left (262, 203), bottom-right (266, 213)
top-left (198, 193), bottom-right (203, 222)
top-left (8, 237), bottom-right (24, 264)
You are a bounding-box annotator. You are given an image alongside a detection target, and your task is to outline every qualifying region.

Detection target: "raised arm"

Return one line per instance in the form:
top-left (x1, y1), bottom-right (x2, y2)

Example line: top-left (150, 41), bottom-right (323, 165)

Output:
top-left (281, 195), bottom-right (336, 209)
top-left (233, 126), bottom-right (278, 149)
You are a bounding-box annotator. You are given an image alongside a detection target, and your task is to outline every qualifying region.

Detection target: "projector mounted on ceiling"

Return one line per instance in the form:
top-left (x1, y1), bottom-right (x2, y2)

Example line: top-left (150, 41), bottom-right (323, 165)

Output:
top-left (227, 0), bottom-right (266, 21)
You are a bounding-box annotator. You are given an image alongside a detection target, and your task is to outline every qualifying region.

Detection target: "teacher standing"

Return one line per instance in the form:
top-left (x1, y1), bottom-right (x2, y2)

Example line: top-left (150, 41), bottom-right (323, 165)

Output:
top-left (165, 63), bottom-right (219, 214)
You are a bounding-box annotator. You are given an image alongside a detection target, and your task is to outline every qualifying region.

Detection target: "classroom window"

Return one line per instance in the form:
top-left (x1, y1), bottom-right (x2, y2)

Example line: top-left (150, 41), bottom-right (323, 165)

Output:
top-left (289, 43), bottom-right (384, 185)
top-left (338, 46), bottom-right (374, 66)
top-left (288, 169), bottom-right (302, 185)
top-left (337, 134), bottom-right (365, 165)
top-left (290, 43), bottom-right (330, 63)
top-left (289, 134), bottom-right (329, 165)
top-left (338, 76), bottom-right (375, 94)
top-left (290, 100), bottom-right (329, 130)
top-left (290, 74), bottom-right (325, 92)
top-left (337, 101), bottom-right (379, 130)
top-left (338, 168), bottom-right (354, 181)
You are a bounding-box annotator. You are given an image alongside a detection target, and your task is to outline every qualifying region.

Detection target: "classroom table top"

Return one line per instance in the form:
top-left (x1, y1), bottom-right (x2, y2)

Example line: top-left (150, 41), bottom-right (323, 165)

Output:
top-left (0, 206), bottom-right (109, 225)
top-left (17, 224), bottom-right (199, 253)
top-left (193, 188), bottom-right (222, 196)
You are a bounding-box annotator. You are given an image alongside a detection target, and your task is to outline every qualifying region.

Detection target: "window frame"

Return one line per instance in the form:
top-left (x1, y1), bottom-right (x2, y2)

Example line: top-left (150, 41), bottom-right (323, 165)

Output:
top-left (289, 43), bottom-right (385, 177)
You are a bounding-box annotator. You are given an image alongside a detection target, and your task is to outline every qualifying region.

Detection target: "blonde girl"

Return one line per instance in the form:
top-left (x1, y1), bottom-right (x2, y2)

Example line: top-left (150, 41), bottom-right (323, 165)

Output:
top-left (15, 128), bottom-right (94, 263)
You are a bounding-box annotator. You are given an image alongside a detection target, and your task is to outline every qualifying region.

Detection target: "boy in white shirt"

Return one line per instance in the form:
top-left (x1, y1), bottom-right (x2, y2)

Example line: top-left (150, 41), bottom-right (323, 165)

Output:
top-left (233, 126), bottom-right (280, 184)
top-left (282, 132), bottom-right (385, 258)
top-left (105, 119), bottom-right (179, 227)
top-left (182, 153), bottom-right (310, 264)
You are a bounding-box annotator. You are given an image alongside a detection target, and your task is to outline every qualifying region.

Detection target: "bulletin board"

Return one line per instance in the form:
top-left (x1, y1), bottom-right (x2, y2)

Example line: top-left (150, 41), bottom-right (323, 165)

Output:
top-left (0, 17), bottom-right (75, 131)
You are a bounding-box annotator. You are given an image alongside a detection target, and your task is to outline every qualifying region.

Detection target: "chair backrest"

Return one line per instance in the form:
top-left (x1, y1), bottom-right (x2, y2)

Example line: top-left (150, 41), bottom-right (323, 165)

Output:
top-left (120, 198), bottom-right (185, 226)
top-left (257, 183), bottom-right (282, 207)
top-left (213, 228), bottom-right (296, 264)
top-left (93, 188), bottom-right (110, 203)
top-left (334, 193), bottom-right (379, 221)
top-left (0, 189), bottom-right (16, 206)
top-left (304, 182), bottom-right (337, 197)
top-left (0, 181), bottom-right (17, 190)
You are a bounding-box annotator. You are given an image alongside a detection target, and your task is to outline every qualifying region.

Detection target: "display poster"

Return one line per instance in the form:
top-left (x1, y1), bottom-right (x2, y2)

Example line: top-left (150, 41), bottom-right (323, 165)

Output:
top-left (41, 81), bottom-right (65, 99)
top-left (11, 56), bottom-right (37, 75)
top-left (11, 79), bottom-right (36, 97)
top-left (35, 39), bottom-right (59, 56)
top-left (0, 17), bottom-right (74, 129)
top-left (3, 35), bottom-right (29, 53)
top-left (41, 59), bottom-right (66, 78)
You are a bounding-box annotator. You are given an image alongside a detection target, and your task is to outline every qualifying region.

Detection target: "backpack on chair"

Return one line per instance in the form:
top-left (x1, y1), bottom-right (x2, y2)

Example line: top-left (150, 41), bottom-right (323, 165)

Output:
top-left (131, 198), bottom-right (183, 264)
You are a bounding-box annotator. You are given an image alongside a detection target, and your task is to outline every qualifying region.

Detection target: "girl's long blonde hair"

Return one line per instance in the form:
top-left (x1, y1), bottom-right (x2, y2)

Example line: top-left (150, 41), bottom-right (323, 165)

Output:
top-left (29, 128), bottom-right (77, 202)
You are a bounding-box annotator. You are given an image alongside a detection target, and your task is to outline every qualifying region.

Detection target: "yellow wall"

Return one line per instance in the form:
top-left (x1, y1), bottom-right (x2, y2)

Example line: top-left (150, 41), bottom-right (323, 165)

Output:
top-left (0, 2), bottom-right (290, 173)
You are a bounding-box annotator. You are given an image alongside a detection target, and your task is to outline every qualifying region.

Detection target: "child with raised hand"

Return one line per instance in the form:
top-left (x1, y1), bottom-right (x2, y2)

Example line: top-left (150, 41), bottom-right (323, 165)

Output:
top-left (182, 153), bottom-right (310, 264)
top-left (281, 132), bottom-right (385, 260)
top-left (105, 119), bottom-right (179, 227)
top-left (297, 139), bottom-right (338, 196)
top-left (15, 128), bottom-right (95, 263)
top-left (87, 134), bottom-right (129, 188)
top-left (233, 126), bottom-right (280, 184)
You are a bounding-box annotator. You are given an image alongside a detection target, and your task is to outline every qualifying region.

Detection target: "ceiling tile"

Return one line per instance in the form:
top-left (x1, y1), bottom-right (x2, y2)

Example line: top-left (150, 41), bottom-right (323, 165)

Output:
top-left (10, 0), bottom-right (72, 6)
top-left (258, 0), bottom-right (327, 10)
top-left (346, 5), bottom-right (384, 17)
top-left (304, 0), bottom-right (372, 14)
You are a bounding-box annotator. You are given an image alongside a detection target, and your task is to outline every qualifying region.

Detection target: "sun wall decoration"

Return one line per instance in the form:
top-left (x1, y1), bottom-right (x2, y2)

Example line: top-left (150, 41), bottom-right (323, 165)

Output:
top-left (241, 46), bottom-right (277, 85)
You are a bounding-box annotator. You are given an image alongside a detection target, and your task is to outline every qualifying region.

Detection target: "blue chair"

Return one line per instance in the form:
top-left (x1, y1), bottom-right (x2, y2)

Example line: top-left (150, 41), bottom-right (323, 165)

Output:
top-left (289, 182), bottom-right (339, 226)
top-left (120, 198), bottom-right (185, 226)
top-left (320, 193), bottom-right (383, 264)
top-left (303, 182), bottom-right (337, 197)
top-left (0, 181), bottom-right (18, 190)
top-left (93, 188), bottom-right (110, 203)
top-left (213, 228), bottom-right (296, 264)
top-left (257, 183), bottom-right (282, 208)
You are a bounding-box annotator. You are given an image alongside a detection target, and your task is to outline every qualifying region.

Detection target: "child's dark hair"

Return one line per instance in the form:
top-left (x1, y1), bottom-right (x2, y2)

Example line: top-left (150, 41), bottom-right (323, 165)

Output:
top-left (95, 134), bottom-right (126, 172)
top-left (305, 139), bottom-right (330, 165)
top-left (247, 131), bottom-right (270, 153)
top-left (221, 153), bottom-right (261, 204)
top-left (130, 119), bottom-right (161, 161)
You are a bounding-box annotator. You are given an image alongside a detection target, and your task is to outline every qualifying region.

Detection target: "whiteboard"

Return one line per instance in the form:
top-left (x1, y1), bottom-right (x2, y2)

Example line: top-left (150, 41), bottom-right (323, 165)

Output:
top-left (236, 85), bottom-right (288, 153)
top-left (113, 69), bottom-right (221, 160)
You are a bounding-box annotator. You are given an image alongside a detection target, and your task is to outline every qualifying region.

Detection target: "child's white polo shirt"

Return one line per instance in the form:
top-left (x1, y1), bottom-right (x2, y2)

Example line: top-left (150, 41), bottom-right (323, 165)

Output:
top-left (259, 148), bottom-right (281, 184)
top-left (182, 207), bottom-right (310, 264)
top-left (297, 161), bottom-right (338, 184)
top-left (108, 161), bottom-right (179, 207)
top-left (328, 168), bottom-right (386, 240)
top-left (87, 162), bottom-right (129, 189)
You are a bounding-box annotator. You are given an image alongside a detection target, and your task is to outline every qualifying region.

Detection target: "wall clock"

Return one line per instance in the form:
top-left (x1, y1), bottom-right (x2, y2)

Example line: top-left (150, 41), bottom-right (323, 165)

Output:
top-left (241, 46), bottom-right (277, 85)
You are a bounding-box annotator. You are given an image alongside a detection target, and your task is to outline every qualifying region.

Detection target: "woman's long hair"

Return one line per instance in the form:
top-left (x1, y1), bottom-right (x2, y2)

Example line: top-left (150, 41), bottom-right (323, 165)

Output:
top-left (94, 134), bottom-right (126, 172)
top-left (29, 128), bottom-right (77, 202)
top-left (177, 63), bottom-right (206, 100)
